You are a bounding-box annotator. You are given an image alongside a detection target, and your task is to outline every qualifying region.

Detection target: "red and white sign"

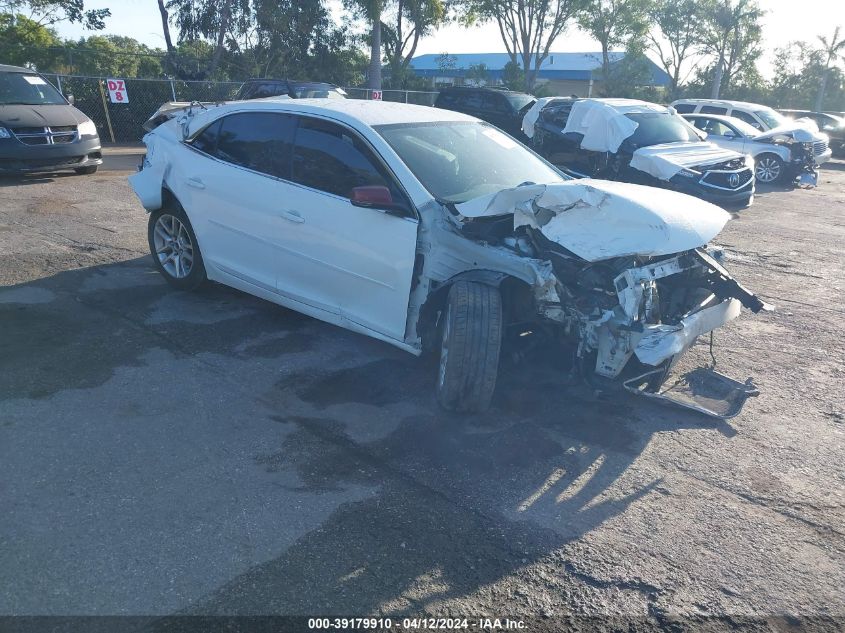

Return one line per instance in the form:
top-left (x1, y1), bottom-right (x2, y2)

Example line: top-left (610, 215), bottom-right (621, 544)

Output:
top-left (371, 90), bottom-right (382, 101)
top-left (106, 79), bottom-right (129, 104)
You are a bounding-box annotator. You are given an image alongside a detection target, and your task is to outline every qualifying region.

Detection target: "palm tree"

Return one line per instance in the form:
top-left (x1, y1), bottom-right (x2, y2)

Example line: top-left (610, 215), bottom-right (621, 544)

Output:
top-left (815, 26), bottom-right (845, 112)
top-left (352, 0), bottom-right (389, 91)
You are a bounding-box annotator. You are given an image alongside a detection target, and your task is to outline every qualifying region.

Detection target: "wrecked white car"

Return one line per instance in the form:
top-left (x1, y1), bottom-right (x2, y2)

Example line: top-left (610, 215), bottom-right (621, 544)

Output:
top-left (130, 99), bottom-right (768, 418)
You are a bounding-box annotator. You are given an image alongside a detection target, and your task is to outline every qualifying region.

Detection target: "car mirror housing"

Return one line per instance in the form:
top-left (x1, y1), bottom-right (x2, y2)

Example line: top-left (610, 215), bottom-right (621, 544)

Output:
top-left (350, 185), bottom-right (393, 207)
top-left (66, 94), bottom-right (75, 106)
top-left (350, 185), bottom-right (411, 218)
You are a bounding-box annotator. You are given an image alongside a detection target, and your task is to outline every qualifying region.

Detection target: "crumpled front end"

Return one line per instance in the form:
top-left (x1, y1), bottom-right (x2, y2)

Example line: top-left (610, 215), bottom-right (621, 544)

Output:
top-left (454, 181), bottom-right (771, 419)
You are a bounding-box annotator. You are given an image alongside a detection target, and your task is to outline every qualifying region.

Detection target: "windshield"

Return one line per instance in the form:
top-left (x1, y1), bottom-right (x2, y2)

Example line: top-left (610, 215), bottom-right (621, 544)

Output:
top-left (624, 112), bottom-right (702, 147)
top-left (376, 121), bottom-right (565, 203)
top-left (0, 72), bottom-right (66, 105)
top-left (504, 93), bottom-right (536, 112)
top-left (754, 108), bottom-right (788, 129)
top-left (292, 85), bottom-right (346, 99)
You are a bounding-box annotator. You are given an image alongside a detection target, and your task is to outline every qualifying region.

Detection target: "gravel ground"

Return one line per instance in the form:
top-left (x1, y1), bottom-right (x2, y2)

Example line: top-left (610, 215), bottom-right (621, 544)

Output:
top-left (1, 149), bottom-right (843, 630)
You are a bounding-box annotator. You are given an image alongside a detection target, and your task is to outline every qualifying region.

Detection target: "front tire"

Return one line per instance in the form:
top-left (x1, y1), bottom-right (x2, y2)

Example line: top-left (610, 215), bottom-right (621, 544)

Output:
top-left (755, 154), bottom-right (784, 184)
top-left (148, 206), bottom-right (207, 290)
top-left (436, 281), bottom-right (503, 412)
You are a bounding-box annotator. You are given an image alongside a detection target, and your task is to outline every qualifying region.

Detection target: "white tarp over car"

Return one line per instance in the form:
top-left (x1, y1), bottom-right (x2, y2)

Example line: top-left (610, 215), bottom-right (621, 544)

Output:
top-left (562, 99), bottom-right (662, 153)
top-left (522, 97), bottom-right (559, 139)
top-left (455, 180), bottom-right (730, 262)
top-left (629, 141), bottom-right (744, 181)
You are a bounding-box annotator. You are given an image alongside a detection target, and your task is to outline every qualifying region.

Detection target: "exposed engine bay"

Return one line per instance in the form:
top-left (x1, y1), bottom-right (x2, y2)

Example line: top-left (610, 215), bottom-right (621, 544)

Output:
top-left (448, 180), bottom-right (771, 418)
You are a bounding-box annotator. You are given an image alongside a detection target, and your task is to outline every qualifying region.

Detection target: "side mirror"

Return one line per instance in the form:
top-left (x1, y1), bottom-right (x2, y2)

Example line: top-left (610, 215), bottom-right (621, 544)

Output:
top-left (350, 185), bottom-right (410, 217)
top-left (350, 185), bottom-right (393, 206)
top-left (66, 94), bottom-right (75, 105)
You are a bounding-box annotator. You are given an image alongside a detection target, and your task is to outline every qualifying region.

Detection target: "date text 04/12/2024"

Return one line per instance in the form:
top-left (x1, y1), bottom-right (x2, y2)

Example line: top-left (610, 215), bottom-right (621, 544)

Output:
top-left (308, 618), bottom-right (526, 630)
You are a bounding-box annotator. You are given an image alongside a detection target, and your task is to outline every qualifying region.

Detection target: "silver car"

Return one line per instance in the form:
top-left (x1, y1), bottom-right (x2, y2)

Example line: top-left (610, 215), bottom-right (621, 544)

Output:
top-left (683, 113), bottom-right (820, 185)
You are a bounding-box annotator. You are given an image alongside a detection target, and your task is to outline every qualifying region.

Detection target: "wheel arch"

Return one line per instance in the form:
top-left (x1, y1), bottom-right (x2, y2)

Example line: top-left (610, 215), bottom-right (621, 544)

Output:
top-left (418, 269), bottom-right (534, 353)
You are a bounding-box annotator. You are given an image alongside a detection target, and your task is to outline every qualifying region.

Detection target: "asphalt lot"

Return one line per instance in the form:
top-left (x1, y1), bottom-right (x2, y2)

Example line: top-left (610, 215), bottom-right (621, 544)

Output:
top-left (1, 148), bottom-right (844, 627)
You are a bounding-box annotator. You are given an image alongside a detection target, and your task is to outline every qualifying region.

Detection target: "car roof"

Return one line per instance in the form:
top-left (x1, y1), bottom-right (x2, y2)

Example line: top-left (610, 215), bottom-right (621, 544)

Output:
top-left (207, 97), bottom-right (479, 127)
top-left (0, 64), bottom-right (38, 73)
top-left (672, 98), bottom-right (773, 110)
top-left (440, 86), bottom-right (532, 97)
top-left (241, 78), bottom-right (339, 88)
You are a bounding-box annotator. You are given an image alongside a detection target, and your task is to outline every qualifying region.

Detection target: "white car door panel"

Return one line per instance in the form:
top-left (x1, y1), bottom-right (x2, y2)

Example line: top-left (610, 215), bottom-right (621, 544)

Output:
top-left (179, 112), bottom-right (300, 292)
top-left (279, 185), bottom-right (418, 339)
top-left (274, 115), bottom-right (419, 341)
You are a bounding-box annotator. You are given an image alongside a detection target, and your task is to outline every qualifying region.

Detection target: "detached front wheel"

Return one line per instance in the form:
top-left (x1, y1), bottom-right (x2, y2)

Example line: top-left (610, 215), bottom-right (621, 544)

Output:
top-left (436, 281), bottom-right (503, 412)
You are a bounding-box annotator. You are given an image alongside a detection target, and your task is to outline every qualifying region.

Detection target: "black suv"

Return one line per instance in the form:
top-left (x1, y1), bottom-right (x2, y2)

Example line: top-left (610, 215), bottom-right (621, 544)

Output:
top-left (435, 87), bottom-right (535, 138)
top-left (234, 79), bottom-right (346, 101)
top-left (778, 109), bottom-right (845, 156)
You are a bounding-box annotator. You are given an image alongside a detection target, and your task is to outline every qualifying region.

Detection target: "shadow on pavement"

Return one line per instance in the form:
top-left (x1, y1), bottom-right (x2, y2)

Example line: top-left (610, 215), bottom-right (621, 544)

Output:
top-left (1, 256), bottom-right (734, 617)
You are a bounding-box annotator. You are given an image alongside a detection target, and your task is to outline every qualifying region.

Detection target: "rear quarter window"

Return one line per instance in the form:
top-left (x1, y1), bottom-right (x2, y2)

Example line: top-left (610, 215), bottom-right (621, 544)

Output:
top-left (672, 103), bottom-right (695, 114)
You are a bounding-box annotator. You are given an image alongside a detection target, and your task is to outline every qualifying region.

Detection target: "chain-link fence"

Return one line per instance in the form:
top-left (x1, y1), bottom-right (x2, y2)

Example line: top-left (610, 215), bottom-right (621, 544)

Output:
top-left (40, 74), bottom-right (440, 143)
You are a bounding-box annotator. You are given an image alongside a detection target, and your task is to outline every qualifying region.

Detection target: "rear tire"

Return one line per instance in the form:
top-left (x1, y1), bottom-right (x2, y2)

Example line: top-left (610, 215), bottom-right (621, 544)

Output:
top-left (75, 165), bottom-right (98, 175)
top-left (755, 154), bottom-right (784, 184)
top-left (148, 205), bottom-right (207, 291)
top-left (436, 281), bottom-right (503, 412)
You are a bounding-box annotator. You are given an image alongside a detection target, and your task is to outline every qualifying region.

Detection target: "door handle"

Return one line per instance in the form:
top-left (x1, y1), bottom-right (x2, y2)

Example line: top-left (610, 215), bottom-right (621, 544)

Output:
top-left (186, 177), bottom-right (205, 190)
top-left (279, 209), bottom-right (305, 224)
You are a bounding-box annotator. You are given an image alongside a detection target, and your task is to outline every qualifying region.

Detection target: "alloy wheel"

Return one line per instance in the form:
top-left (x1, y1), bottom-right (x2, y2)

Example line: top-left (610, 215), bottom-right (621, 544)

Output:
top-left (153, 214), bottom-right (194, 279)
top-left (756, 157), bottom-right (781, 183)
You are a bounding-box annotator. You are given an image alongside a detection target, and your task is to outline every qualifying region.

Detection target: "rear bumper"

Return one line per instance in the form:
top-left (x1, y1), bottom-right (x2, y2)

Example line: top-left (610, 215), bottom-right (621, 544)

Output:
top-left (0, 136), bottom-right (102, 173)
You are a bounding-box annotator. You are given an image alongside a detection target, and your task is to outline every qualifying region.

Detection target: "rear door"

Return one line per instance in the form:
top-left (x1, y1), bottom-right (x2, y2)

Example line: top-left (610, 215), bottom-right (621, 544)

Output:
top-left (274, 115), bottom-right (419, 340)
top-left (179, 111), bottom-right (297, 292)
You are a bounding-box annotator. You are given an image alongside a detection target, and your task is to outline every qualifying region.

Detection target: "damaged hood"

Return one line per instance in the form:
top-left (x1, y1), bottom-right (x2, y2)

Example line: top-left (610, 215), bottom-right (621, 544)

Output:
top-left (455, 180), bottom-right (730, 262)
top-left (629, 141), bottom-right (743, 181)
top-left (752, 123), bottom-right (823, 144)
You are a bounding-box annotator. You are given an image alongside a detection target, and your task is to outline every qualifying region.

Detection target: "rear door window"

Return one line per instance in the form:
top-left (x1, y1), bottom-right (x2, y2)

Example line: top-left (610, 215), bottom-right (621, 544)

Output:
top-left (211, 112), bottom-right (297, 179)
top-left (291, 116), bottom-right (399, 200)
top-left (730, 109), bottom-right (764, 130)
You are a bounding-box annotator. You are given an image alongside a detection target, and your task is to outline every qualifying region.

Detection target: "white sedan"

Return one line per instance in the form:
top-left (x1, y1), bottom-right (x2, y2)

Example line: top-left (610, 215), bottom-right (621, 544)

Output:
top-left (130, 99), bottom-right (767, 417)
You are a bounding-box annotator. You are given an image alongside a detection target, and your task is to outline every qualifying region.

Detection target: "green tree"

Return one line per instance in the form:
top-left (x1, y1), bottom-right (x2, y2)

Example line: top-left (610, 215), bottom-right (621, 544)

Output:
top-left (576, 0), bottom-right (650, 93)
top-left (67, 35), bottom-right (163, 77)
top-left (343, 0), bottom-right (389, 90)
top-left (646, 0), bottom-right (711, 99)
top-left (815, 26), bottom-right (845, 111)
top-left (460, 0), bottom-right (584, 91)
top-left (382, 0), bottom-right (446, 88)
top-left (465, 62), bottom-right (489, 85)
top-left (501, 60), bottom-right (524, 91)
top-left (0, 13), bottom-right (62, 69)
top-left (0, 0), bottom-right (109, 29)
top-left (699, 0), bottom-right (764, 98)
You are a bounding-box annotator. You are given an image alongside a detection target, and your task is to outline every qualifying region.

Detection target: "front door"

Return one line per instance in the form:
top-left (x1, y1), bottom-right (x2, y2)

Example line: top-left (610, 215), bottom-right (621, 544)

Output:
top-left (274, 115), bottom-right (419, 341)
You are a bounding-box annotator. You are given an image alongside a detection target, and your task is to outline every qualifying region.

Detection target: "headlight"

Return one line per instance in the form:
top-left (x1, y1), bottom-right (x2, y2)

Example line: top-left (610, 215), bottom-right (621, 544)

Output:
top-left (0, 127), bottom-right (11, 139)
top-left (78, 120), bottom-right (97, 137)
